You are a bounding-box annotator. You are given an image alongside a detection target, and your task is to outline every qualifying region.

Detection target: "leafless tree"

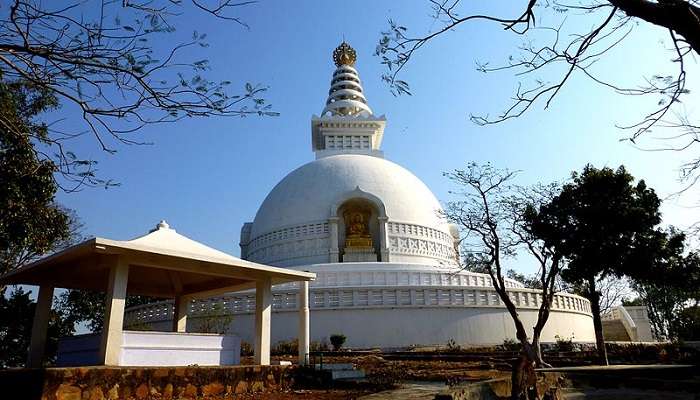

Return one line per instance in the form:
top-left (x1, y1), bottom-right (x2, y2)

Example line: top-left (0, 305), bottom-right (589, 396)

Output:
top-left (596, 276), bottom-right (634, 314)
top-left (444, 163), bottom-right (566, 378)
top-left (377, 1), bottom-right (700, 196)
top-left (0, 0), bottom-right (275, 191)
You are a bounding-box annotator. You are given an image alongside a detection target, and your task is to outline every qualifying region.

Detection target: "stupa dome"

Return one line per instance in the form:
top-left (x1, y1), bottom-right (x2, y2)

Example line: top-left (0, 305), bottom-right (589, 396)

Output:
top-left (251, 154), bottom-right (449, 239)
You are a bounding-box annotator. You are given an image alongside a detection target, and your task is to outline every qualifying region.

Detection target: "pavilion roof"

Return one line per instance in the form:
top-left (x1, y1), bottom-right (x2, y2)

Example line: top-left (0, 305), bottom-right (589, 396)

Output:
top-left (0, 221), bottom-right (314, 298)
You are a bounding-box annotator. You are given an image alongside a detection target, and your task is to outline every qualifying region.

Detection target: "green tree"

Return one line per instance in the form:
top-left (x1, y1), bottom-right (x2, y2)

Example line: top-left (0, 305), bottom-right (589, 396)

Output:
top-left (675, 306), bottom-right (700, 341)
top-left (329, 333), bottom-right (346, 351)
top-left (629, 232), bottom-right (700, 340)
top-left (0, 78), bottom-right (72, 277)
top-left (528, 165), bottom-right (662, 364)
top-left (0, 287), bottom-right (74, 367)
top-left (57, 290), bottom-right (158, 333)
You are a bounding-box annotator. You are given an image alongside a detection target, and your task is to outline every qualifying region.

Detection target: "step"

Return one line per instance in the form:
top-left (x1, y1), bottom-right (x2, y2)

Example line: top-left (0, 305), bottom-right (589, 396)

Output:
top-left (315, 363), bottom-right (355, 371)
top-left (331, 369), bottom-right (366, 380)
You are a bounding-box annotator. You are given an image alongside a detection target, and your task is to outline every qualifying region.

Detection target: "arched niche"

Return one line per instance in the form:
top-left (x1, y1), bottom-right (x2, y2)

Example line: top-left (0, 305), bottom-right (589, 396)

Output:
top-left (337, 198), bottom-right (379, 261)
top-left (329, 187), bottom-right (388, 263)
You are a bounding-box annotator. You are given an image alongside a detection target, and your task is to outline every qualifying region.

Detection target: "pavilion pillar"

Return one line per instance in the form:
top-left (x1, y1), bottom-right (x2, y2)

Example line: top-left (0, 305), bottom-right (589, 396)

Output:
top-left (328, 217), bottom-right (340, 263)
top-left (254, 277), bottom-right (272, 365)
top-left (27, 285), bottom-right (54, 368)
top-left (100, 258), bottom-right (129, 366)
top-left (172, 295), bottom-right (191, 333)
top-left (298, 281), bottom-right (310, 365)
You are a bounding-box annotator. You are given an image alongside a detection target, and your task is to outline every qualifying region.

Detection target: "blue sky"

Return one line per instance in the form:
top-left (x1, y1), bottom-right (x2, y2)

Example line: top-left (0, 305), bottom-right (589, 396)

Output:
top-left (53, 1), bottom-right (700, 274)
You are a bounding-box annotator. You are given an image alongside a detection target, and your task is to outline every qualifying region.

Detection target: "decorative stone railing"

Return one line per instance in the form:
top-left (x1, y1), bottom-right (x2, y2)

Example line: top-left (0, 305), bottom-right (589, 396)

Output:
top-left (272, 267), bottom-right (526, 290)
top-left (124, 286), bottom-right (591, 327)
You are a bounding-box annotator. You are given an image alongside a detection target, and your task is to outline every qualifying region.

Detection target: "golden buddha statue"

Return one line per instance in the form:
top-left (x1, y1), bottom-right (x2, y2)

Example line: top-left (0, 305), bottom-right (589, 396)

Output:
top-left (344, 211), bottom-right (372, 248)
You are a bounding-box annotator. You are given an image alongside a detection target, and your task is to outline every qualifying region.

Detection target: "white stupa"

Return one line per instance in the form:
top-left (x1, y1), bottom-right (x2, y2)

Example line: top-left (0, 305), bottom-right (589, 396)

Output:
top-left (126, 43), bottom-right (595, 348)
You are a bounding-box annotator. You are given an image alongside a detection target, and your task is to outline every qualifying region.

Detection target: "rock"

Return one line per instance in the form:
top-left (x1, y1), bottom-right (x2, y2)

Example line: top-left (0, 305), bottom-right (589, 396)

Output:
top-left (135, 383), bottom-right (149, 399)
top-left (202, 382), bottom-right (224, 397)
top-left (88, 387), bottom-right (104, 400)
top-left (162, 383), bottom-right (173, 400)
top-left (234, 381), bottom-right (248, 394)
top-left (107, 384), bottom-right (119, 400)
top-left (183, 383), bottom-right (198, 399)
top-left (251, 381), bottom-right (265, 392)
top-left (153, 369), bottom-right (170, 379)
top-left (56, 384), bottom-right (82, 400)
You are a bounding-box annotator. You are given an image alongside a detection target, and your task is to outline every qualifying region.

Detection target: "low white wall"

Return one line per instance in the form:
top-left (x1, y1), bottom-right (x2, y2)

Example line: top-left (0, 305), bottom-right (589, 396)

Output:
top-left (56, 331), bottom-right (241, 367)
top-left (147, 307), bottom-right (594, 349)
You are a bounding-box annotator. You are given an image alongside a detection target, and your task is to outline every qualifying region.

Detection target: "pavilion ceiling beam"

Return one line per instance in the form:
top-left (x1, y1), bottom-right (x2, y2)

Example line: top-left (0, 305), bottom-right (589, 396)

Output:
top-left (185, 281), bottom-right (257, 299)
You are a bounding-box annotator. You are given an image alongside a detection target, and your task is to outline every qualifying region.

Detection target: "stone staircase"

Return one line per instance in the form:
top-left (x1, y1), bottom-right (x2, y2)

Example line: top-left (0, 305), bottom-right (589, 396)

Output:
top-left (315, 363), bottom-right (366, 381)
top-left (603, 319), bottom-right (632, 341)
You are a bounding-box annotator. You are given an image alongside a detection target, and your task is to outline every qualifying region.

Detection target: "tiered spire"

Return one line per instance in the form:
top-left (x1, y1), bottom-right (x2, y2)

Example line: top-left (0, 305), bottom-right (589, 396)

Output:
top-left (321, 42), bottom-right (372, 117)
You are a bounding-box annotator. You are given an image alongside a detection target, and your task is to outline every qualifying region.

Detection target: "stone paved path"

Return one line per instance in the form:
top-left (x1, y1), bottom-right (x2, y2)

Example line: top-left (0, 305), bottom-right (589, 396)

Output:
top-left (358, 381), bottom-right (447, 400)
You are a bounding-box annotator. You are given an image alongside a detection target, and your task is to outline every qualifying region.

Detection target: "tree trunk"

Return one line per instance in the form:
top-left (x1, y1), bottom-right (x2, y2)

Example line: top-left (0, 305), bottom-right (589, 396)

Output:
top-left (588, 276), bottom-right (609, 365)
top-left (510, 351), bottom-right (538, 400)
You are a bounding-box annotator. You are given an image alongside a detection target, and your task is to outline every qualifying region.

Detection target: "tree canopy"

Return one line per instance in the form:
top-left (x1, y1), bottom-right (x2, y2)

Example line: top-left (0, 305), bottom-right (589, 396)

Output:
top-left (0, 78), bottom-right (71, 276)
top-left (527, 164), bottom-right (663, 364)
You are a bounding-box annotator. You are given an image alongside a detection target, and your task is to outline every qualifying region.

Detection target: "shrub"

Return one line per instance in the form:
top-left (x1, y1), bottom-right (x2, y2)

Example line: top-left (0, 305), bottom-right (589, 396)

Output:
top-left (366, 363), bottom-right (403, 389)
top-left (446, 338), bottom-right (461, 352)
top-left (310, 339), bottom-right (330, 352)
top-left (329, 333), bottom-right (347, 351)
top-left (501, 338), bottom-right (521, 352)
top-left (271, 339), bottom-right (298, 355)
top-left (554, 334), bottom-right (575, 352)
top-left (240, 341), bottom-right (253, 357)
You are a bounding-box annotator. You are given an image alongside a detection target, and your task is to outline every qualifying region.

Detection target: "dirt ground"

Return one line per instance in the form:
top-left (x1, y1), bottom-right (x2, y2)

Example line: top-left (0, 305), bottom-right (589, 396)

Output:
top-left (230, 388), bottom-right (376, 399)
top-left (238, 354), bottom-right (508, 399)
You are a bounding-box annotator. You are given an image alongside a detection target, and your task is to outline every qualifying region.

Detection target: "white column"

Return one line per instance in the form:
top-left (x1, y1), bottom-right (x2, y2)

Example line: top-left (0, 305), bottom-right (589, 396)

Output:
top-left (328, 217), bottom-right (340, 263)
top-left (27, 285), bottom-right (54, 368)
top-left (172, 295), bottom-right (190, 333)
top-left (378, 217), bottom-right (389, 262)
top-left (100, 258), bottom-right (129, 366)
top-left (254, 277), bottom-right (272, 365)
top-left (298, 281), bottom-right (310, 365)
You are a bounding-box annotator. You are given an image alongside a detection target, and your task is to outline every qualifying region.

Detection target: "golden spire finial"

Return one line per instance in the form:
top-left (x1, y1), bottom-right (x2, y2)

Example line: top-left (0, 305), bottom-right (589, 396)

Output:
top-left (333, 41), bottom-right (357, 67)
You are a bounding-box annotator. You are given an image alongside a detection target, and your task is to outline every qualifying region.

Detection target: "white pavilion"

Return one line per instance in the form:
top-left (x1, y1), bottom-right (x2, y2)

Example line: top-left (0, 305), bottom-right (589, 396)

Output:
top-left (125, 43), bottom-right (595, 348)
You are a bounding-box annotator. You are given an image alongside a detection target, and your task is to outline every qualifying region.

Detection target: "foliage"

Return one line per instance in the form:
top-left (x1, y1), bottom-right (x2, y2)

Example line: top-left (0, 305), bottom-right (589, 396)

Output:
top-left (553, 334), bottom-right (575, 352)
top-left (445, 338), bottom-right (461, 352)
top-left (0, 287), bottom-right (74, 368)
top-left (674, 306), bottom-right (700, 341)
top-left (329, 333), bottom-right (346, 351)
top-left (366, 363), bottom-right (403, 390)
top-left (500, 338), bottom-right (522, 352)
top-left (377, 1), bottom-right (700, 189)
top-left (0, 78), bottom-right (72, 276)
top-left (57, 290), bottom-right (159, 332)
top-left (192, 303), bottom-right (233, 334)
top-left (271, 339), bottom-right (298, 355)
top-left (310, 339), bottom-right (330, 352)
top-left (605, 342), bottom-right (700, 365)
top-left (240, 341), bottom-right (253, 357)
top-left (0, 0), bottom-right (277, 189)
top-left (630, 241), bottom-right (700, 341)
top-left (622, 297), bottom-right (644, 307)
top-left (528, 164), bottom-right (663, 364)
top-left (506, 269), bottom-right (543, 290)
